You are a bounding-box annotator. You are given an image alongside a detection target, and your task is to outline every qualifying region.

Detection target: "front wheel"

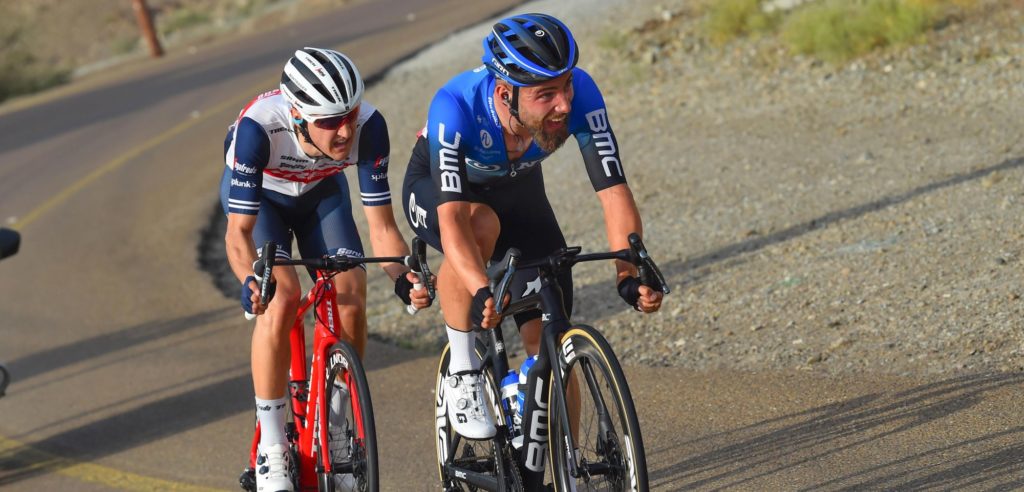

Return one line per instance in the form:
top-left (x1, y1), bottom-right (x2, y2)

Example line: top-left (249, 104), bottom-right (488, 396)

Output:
top-left (549, 325), bottom-right (648, 491)
top-left (322, 340), bottom-right (378, 491)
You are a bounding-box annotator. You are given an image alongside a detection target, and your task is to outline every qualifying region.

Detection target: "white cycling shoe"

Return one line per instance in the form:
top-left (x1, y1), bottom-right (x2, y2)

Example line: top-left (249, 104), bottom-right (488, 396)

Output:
top-left (255, 443), bottom-right (294, 492)
top-left (445, 370), bottom-right (496, 440)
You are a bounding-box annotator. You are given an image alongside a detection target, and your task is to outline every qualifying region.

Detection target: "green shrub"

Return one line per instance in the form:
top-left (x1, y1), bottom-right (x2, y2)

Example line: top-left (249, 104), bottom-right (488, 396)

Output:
top-left (781, 0), bottom-right (946, 63)
top-left (705, 0), bottom-right (781, 44)
top-left (0, 25), bottom-right (70, 104)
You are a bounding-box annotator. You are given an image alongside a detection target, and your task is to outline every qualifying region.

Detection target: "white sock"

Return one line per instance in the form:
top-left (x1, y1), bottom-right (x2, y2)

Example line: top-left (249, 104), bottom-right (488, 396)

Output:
top-left (446, 324), bottom-right (480, 373)
top-left (256, 396), bottom-right (289, 447)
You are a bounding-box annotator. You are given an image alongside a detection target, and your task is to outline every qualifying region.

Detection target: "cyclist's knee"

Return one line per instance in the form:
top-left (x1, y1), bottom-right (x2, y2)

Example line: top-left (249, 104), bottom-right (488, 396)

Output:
top-left (336, 301), bottom-right (366, 320)
top-left (519, 318), bottom-right (542, 355)
top-left (469, 204), bottom-right (500, 257)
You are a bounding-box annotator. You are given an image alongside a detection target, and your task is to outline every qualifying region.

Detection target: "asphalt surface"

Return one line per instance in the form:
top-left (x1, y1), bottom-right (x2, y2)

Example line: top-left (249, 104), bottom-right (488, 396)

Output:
top-left (0, 0), bottom-right (1022, 490)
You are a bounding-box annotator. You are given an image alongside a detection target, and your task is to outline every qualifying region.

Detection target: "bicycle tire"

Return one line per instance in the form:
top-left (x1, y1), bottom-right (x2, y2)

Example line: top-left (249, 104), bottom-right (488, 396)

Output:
top-left (548, 325), bottom-right (648, 491)
top-left (324, 340), bottom-right (379, 492)
top-left (434, 343), bottom-right (523, 492)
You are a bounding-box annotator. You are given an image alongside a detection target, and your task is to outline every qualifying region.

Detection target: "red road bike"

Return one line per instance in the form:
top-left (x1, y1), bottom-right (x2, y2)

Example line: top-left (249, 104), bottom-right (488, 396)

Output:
top-left (239, 238), bottom-right (434, 492)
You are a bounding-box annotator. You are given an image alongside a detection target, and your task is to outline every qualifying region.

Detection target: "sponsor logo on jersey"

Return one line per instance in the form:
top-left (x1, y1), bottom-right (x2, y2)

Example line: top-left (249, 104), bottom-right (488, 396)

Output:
top-left (479, 130), bottom-right (493, 149)
top-left (235, 162), bottom-right (258, 175)
top-left (465, 158), bottom-right (502, 173)
top-left (437, 123), bottom-right (462, 193)
top-left (371, 173), bottom-right (387, 182)
top-left (231, 178), bottom-right (256, 188)
top-left (408, 192), bottom-right (428, 229)
top-left (373, 155), bottom-right (389, 170)
top-left (514, 159), bottom-right (542, 172)
top-left (584, 109), bottom-right (623, 178)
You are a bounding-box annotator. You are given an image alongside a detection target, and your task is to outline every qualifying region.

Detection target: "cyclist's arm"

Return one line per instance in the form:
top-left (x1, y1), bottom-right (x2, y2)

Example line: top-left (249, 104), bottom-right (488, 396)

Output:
top-left (354, 111), bottom-right (410, 281)
top-left (428, 90), bottom-right (489, 293)
top-left (571, 70), bottom-right (662, 312)
top-left (596, 184), bottom-right (641, 281)
top-left (224, 117), bottom-right (270, 308)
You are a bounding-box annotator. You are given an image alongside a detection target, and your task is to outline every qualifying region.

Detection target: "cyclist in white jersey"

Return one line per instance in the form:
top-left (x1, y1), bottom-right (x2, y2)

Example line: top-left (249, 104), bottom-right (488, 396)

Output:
top-left (221, 47), bottom-right (431, 492)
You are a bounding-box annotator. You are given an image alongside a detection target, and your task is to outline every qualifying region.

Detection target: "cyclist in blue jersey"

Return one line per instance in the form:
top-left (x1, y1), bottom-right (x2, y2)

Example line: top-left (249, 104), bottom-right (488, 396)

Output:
top-left (221, 47), bottom-right (431, 492)
top-left (402, 14), bottom-right (663, 442)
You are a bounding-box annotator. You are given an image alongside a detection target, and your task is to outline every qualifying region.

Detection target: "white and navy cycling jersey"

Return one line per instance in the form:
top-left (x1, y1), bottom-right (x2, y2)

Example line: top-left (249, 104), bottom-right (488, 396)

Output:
top-left (417, 66), bottom-right (626, 203)
top-left (223, 89), bottom-right (391, 215)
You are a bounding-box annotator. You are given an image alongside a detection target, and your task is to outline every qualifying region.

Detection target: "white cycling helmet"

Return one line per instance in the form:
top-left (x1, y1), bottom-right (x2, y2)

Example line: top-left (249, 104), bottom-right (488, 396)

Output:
top-left (279, 47), bottom-right (364, 120)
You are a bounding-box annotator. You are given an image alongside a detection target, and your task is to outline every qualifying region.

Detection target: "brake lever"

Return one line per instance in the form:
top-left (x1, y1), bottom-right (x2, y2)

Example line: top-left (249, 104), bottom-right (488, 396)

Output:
top-left (490, 249), bottom-right (519, 316)
top-left (627, 233), bottom-right (670, 295)
top-left (406, 237), bottom-right (435, 315)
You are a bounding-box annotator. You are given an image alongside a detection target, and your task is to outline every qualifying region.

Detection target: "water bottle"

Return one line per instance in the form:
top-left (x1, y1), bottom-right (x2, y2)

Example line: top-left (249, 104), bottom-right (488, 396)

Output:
top-left (500, 370), bottom-right (520, 436)
top-left (515, 355), bottom-right (539, 423)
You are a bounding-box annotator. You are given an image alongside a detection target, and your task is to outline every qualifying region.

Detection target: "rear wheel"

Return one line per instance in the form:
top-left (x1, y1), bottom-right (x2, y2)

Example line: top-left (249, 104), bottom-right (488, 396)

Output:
top-left (549, 325), bottom-right (648, 491)
top-left (322, 340), bottom-right (378, 491)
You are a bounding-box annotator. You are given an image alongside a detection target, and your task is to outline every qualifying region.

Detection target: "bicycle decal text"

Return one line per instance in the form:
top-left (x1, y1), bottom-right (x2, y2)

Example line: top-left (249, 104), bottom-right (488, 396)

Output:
top-left (561, 338), bottom-right (576, 364)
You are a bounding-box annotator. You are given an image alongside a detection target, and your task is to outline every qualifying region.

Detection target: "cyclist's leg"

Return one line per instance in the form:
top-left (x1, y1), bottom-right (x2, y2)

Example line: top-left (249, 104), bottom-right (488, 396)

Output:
top-left (402, 136), bottom-right (500, 370)
top-left (221, 170), bottom-right (302, 489)
top-left (295, 173), bottom-right (369, 357)
top-left (249, 200), bottom-right (303, 438)
top-left (403, 136), bottom-right (498, 439)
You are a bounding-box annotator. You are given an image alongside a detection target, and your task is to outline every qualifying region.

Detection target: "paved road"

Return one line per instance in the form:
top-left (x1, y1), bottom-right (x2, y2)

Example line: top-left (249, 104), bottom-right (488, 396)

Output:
top-left (1, 0), bottom-right (1022, 490)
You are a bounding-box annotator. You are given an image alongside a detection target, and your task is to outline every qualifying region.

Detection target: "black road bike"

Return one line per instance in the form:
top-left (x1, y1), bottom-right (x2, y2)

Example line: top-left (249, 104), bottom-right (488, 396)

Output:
top-left (434, 233), bottom-right (669, 491)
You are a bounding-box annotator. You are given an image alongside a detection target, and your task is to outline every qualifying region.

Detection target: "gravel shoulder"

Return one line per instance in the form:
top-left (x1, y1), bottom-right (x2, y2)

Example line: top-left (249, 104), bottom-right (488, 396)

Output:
top-left (208, 0), bottom-right (1024, 377)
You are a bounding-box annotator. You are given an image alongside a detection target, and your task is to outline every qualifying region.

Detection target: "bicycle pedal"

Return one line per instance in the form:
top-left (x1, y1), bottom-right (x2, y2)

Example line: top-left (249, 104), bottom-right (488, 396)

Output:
top-left (238, 467), bottom-right (256, 491)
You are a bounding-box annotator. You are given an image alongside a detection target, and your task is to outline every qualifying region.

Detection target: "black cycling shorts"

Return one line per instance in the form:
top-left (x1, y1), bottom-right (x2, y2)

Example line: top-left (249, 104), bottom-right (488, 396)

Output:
top-left (402, 136), bottom-right (573, 327)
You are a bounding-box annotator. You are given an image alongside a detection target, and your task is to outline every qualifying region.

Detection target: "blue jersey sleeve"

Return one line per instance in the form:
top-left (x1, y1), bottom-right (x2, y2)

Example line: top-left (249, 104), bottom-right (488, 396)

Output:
top-left (227, 117), bottom-right (269, 215)
top-left (569, 69), bottom-right (627, 191)
top-left (426, 89), bottom-right (472, 204)
top-left (355, 110), bottom-right (392, 206)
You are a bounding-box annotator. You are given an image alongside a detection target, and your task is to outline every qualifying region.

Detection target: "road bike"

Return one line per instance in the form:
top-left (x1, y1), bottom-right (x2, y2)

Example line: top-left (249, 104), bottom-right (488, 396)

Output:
top-left (240, 237), bottom-right (434, 492)
top-left (0, 227), bottom-right (20, 398)
top-left (434, 233), bottom-right (669, 491)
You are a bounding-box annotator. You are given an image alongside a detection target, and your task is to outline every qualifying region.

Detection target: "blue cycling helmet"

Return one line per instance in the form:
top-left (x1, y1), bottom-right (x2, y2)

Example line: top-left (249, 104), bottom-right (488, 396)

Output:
top-left (482, 13), bottom-right (579, 87)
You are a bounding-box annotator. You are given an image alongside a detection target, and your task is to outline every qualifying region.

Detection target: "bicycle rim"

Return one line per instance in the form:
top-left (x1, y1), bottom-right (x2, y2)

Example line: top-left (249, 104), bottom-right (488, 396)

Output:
top-left (549, 325), bottom-right (648, 491)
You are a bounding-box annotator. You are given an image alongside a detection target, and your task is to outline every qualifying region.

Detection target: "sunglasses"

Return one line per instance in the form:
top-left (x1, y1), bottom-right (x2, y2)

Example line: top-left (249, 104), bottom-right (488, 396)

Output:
top-left (311, 110), bottom-right (357, 131)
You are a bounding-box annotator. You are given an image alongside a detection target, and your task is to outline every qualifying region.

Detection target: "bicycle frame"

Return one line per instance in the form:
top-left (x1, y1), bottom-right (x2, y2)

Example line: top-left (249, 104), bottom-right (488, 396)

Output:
top-left (475, 268), bottom-right (575, 487)
top-left (472, 233), bottom-right (668, 489)
top-left (248, 272), bottom-right (363, 489)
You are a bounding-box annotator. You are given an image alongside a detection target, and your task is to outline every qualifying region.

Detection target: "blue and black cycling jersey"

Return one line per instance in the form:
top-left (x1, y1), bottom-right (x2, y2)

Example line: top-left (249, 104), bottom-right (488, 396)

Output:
top-left (415, 66), bottom-right (627, 201)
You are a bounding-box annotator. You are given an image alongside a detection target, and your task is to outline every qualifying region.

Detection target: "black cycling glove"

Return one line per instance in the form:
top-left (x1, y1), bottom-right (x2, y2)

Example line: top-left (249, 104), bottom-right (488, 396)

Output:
top-left (617, 277), bottom-right (642, 311)
top-left (470, 286), bottom-right (492, 330)
top-left (394, 274), bottom-right (414, 305)
top-left (241, 275), bottom-right (276, 314)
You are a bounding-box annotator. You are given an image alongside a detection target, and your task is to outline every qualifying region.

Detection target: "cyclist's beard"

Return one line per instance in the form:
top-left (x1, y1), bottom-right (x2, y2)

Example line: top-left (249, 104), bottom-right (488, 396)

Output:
top-left (524, 111), bottom-right (569, 153)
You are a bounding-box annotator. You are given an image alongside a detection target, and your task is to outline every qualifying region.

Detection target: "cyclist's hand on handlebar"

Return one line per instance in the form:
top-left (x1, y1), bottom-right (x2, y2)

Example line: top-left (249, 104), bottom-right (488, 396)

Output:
top-left (470, 287), bottom-right (505, 330)
top-left (618, 277), bottom-right (663, 313)
top-left (637, 284), bottom-right (663, 313)
top-left (396, 271), bottom-right (434, 310)
top-left (241, 275), bottom-right (276, 316)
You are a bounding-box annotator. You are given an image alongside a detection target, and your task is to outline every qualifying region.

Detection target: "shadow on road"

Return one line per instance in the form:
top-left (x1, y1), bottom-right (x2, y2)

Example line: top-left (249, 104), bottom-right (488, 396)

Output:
top-left (0, 372), bottom-right (253, 488)
top-left (647, 372), bottom-right (1024, 490)
top-left (571, 154), bottom-right (1024, 322)
top-left (5, 307), bottom-right (236, 384)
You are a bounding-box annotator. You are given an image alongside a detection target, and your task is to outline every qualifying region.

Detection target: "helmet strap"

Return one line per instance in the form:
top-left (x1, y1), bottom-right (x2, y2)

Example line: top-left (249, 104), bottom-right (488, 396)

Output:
top-left (508, 85), bottom-right (524, 126)
top-left (295, 120), bottom-right (331, 159)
